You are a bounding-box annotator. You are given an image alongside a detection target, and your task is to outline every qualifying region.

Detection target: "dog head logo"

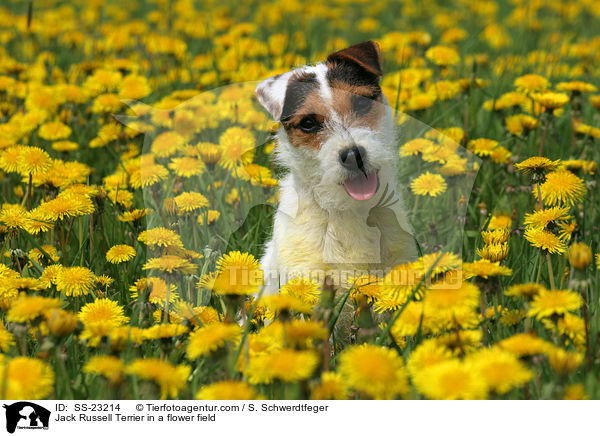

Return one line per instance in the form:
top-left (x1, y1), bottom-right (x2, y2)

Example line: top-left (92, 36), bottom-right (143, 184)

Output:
top-left (3, 402), bottom-right (50, 433)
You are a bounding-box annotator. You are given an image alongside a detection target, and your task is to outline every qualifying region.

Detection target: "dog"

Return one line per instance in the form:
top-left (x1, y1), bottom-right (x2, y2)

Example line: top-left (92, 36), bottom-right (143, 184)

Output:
top-left (255, 41), bottom-right (417, 304)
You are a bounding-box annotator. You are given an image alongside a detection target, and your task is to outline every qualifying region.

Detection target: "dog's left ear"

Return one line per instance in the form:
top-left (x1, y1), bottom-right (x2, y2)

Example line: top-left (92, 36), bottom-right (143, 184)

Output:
top-left (327, 40), bottom-right (383, 77)
top-left (255, 71), bottom-right (294, 121)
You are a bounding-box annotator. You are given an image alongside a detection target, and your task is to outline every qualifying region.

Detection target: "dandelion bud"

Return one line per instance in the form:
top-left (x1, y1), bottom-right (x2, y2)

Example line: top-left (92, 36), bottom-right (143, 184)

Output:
top-left (46, 309), bottom-right (78, 337)
top-left (568, 242), bottom-right (592, 270)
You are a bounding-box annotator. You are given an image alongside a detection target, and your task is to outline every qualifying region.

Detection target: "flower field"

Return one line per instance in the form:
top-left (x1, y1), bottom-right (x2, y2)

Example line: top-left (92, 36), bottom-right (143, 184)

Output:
top-left (0, 0), bottom-right (599, 400)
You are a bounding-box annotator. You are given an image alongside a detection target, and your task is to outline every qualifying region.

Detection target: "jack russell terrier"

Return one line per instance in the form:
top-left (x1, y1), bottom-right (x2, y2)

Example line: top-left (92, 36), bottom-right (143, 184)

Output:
top-left (255, 41), bottom-right (417, 301)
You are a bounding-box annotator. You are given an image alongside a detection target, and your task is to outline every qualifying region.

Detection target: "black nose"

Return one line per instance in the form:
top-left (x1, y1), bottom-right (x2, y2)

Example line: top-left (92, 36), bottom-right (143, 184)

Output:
top-left (339, 145), bottom-right (367, 172)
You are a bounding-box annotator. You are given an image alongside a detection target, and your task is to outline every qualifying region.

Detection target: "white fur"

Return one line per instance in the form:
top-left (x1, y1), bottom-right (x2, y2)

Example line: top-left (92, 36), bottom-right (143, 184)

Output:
top-left (257, 63), bottom-right (417, 294)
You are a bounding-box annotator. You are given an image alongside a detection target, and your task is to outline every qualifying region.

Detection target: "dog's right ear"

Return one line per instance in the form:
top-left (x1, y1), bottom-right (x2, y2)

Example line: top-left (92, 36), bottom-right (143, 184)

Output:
top-left (255, 71), bottom-right (294, 121)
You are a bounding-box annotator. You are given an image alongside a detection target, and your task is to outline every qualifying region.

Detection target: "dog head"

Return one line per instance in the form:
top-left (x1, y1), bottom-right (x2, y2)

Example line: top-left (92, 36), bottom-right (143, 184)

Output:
top-left (256, 41), bottom-right (397, 211)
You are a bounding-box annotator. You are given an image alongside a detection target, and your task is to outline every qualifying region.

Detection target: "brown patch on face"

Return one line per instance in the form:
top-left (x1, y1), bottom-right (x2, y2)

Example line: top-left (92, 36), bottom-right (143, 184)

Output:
top-left (329, 80), bottom-right (385, 130)
top-left (281, 89), bottom-right (329, 149)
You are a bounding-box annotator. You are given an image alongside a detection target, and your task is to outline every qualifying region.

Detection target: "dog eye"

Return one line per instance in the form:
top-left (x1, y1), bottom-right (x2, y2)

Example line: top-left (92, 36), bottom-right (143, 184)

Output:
top-left (298, 115), bottom-right (322, 133)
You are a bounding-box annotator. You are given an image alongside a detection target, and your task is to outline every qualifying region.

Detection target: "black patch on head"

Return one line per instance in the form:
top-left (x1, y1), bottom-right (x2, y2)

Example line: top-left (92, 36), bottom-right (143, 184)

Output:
top-left (280, 72), bottom-right (318, 122)
top-left (351, 88), bottom-right (381, 116)
top-left (326, 60), bottom-right (381, 88)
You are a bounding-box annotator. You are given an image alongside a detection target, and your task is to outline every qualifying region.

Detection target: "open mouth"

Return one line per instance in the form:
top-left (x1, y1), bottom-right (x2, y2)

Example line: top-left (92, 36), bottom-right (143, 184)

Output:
top-left (343, 171), bottom-right (379, 201)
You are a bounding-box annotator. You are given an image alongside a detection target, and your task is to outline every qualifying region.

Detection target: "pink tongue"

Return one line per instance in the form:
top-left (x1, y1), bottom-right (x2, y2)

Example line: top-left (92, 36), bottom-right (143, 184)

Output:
top-left (343, 172), bottom-right (378, 200)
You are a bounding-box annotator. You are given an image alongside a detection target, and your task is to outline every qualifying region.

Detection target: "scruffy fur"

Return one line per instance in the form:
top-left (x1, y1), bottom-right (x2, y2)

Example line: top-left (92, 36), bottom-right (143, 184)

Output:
top-left (255, 41), bottom-right (417, 338)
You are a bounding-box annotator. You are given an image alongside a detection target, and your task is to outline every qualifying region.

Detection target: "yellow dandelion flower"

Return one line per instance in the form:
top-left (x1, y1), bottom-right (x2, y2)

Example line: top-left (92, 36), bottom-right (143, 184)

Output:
top-left (374, 273), bottom-right (419, 313)
top-left (196, 381), bottom-right (257, 400)
top-left (413, 359), bottom-right (487, 400)
top-left (537, 170), bottom-right (586, 206)
top-left (130, 162), bottom-right (169, 188)
top-left (142, 255), bottom-right (196, 274)
top-left (212, 251), bottom-right (263, 296)
top-left (0, 204), bottom-right (28, 229)
top-left (151, 131), bottom-right (185, 158)
top-left (0, 322), bottom-right (15, 352)
top-left (283, 319), bottom-right (327, 346)
top-left (91, 93), bottom-right (123, 113)
top-left (390, 301), bottom-right (434, 337)
top-left (546, 347), bottom-right (583, 374)
top-left (468, 138), bottom-right (498, 157)
top-left (347, 274), bottom-right (383, 302)
top-left (425, 45), bottom-right (460, 66)
top-left (338, 344), bottom-right (409, 400)
top-left (143, 323), bottom-right (189, 340)
top-left (106, 326), bottom-right (147, 350)
top-left (261, 294), bottom-right (313, 316)
top-left (564, 383), bottom-right (588, 400)
top-left (311, 372), bottom-right (349, 400)
top-left (466, 348), bottom-right (533, 394)
top-left (527, 289), bottom-right (583, 320)
top-left (524, 206), bottom-right (571, 230)
top-left (119, 208), bottom-right (152, 222)
top-left (172, 301), bottom-right (220, 326)
top-left (399, 138), bottom-right (435, 157)
top-left (463, 259), bottom-right (512, 279)
top-left (407, 93), bottom-right (435, 111)
top-left (514, 74), bottom-right (549, 94)
top-left (218, 126), bottom-right (255, 171)
top-left (424, 280), bottom-right (480, 318)
top-left (505, 282), bottom-right (546, 298)
top-left (0, 356), bottom-right (54, 399)
top-left (406, 339), bottom-right (454, 379)
top-left (187, 323), bottom-right (241, 359)
top-left (562, 159), bottom-right (597, 175)
top-left (556, 81), bottom-right (597, 93)
top-left (0, 146), bottom-right (23, 173)
top-left (106, 244), bottom-right (136, 264)
top-left (138, 227), bottom-right (183, 249)
top-left (279, 276), bottom-right (321, 305)
top-left (78, 298), bottom-right (129, 346)
top-left (174, 191), bottom-right (209, 213)
top-left (17, 146), bottom-right (51, 176)
top-left (83, 356), bottom-right (124, 384)
top-left (497, 333), bottom-right (552, 357)
top-left (245, 349), bottom-right (319, 384)
top-left (410, 171), bottom-right (447, 197)
top-left (119, 74), bottom-right (151, 100)
top-left (515, 156), bottom-right (561, 175)
top-left (52, 140), bottom-right (78, 152)
top-left (7, 295), bottom-right (62, 324)
top-left (96, 275), bottom-right (114, 288)
top-left (130, 277), bottom-right (179, 305)
top-left (38, 120), bottom-right (72, 140)
top-left (531, 92), bottom-right (569, 109)
top-left (24, 208), bottom-right (54, 234)
top-left (168, 156), bottom-right (205, 177)
top-left (55, 266), bottom-right (97, 297)
top-left (126, 358), bottom-right (191, 399)
top-left (524, 227), bottom-right (566, 254)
